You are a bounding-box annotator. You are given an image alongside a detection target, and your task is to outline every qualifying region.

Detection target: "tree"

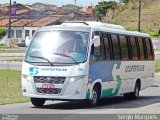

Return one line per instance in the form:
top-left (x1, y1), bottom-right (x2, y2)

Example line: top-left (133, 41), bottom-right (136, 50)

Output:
top-left (0, 28), bottom-right (7, 38)
top-left (96, 1), bottom-right (117, 20)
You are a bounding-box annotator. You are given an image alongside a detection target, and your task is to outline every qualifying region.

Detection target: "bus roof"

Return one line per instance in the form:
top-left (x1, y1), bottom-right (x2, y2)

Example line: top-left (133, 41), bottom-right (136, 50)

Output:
top-left (39, 21), bottom-right (150, 38)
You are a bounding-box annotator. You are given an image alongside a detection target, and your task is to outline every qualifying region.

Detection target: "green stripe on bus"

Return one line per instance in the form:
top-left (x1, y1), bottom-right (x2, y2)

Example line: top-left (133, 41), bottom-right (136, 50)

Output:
top-left (101, 88), bottom-right (113, 97)
top-left (113, 75), bottom-right (122, 95)
top-left (86, 91), bottom-right (90, 99)
top-left (101, 75), bottom-right (122, 98)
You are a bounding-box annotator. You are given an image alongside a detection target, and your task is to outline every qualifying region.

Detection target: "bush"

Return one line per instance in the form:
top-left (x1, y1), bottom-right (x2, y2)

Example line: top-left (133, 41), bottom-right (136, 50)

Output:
top-left (0, 44), bottom-right (8, 48)
top-left (149, 31), bottom-right (160, 38)
top-left (0, 28), bottom-right (7, 38)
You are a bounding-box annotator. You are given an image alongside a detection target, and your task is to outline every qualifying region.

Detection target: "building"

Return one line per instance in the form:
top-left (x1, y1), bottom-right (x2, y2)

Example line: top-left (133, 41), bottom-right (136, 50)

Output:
top-left (54, 6), bottom-right (96, 21)
top-left (0, 3), bottom-right (96, 46)
top-left (0, 17), bottom-right (61, 46)
top-left (80, 6), bottom-right (96, 18)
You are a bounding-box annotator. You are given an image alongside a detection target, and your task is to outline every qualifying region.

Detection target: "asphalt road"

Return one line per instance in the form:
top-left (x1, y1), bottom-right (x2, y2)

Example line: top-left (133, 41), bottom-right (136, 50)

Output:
top-left (0, 53), bottom-right (23, 71)
top-left (0, 74), bottom-right (160, 114)
top-left (0, 62), bottom-right (22, 71)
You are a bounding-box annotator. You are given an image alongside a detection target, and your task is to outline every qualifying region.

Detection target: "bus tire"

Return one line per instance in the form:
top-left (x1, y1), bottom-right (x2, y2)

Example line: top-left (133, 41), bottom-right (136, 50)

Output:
top-left (123, 81), bottom-right (140, 99)
top-left (130, 81), bottom-right (140, 99)
top-left (30, 98), bottom-right (45, 107)
top-left (89, 85), bottom-right (100, 106)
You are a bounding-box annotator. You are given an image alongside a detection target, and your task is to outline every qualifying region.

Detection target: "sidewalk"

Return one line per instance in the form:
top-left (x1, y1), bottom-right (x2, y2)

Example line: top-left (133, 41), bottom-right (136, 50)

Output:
top-left (0, 61), bottom-right (22, 65)
top-left (0, 53), bottom-right (24, 57)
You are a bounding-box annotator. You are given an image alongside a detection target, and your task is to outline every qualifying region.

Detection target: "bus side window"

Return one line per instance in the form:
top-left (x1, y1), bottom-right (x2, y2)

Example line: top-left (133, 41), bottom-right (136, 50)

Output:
top-left (92, 44), bottom-right (100, 60)
top-left (142, 38), bottom-right (148, 60)
top-left (111, 34), bottom-right (121, 60)
top-left (126, 36), bottom-right (132, 60)
top-left (130, 36), bottom-right (138, 60)
top-left (90, 32), bottom-right (100, 61)
top-left (145, 38), bottom-right (154, 60)
top-left (149, 38), bottom-right (154, 60)
top-left (119, 35), bottom-right (129, 60)
top-left (137, 37), bottom-right (145, 60)
top-left (102, 32), bottom-right (111, 60)
top-left (90, 32), bottom-right (105, 63)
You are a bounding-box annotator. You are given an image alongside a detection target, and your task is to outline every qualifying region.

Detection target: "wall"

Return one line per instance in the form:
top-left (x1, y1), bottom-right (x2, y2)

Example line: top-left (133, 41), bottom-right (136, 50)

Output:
top-left (0, 26), bottom-right (39, 46)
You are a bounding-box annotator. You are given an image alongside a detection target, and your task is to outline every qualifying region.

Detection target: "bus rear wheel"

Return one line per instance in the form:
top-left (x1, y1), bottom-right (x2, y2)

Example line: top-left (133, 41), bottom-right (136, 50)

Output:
top-left (30, 98), bottom-right (45, 107)
top-left (123, 81), bottom-right (140, 99)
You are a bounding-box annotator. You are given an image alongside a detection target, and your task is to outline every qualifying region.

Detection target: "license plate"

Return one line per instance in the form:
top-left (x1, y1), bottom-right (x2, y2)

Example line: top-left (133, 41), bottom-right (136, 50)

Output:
top-left (42, 83), bottom-right (55, 89)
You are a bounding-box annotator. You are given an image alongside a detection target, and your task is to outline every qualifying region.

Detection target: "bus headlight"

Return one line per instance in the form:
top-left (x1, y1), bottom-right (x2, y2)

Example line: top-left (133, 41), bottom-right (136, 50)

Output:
top-left (69, 75), bottom-right (86, 83)
top-left (22, 74), bottom-right (32, 81)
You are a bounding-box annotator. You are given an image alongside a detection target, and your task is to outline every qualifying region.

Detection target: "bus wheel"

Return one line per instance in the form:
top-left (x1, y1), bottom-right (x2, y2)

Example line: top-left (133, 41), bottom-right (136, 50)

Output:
top-left (30, 98), bottom-right (45, 107)
top-left (131, 81), bottom-right (140, 99)
top-left (123, 81), bottom-right (140, 99)
top-left (89, 85), bottom-right (100, 106)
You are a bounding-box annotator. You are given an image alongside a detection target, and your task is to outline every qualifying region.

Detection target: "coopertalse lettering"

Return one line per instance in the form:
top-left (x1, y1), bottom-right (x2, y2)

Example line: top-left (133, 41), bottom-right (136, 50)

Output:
top-left (125, 65), bottom-right (144, 72)
top-left (41, 68), bottom-right (67, 71)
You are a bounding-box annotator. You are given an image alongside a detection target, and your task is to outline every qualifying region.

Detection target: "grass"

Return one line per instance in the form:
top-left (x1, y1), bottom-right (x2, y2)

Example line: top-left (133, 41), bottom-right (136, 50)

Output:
top-left (1, 59), bottom-right (23, 62)
top-left (155, 60), bottom-right (160, 73)
top-left (0, 70), bottom-right (29, 105)
top-left (104, 0), bottom-right (160, 33)
top-left (0, 44), bottom-right (8, 49)
top-left (0, 44), bottom-right (26, 53)
top-left (0, 49), bottom-right (25, 53)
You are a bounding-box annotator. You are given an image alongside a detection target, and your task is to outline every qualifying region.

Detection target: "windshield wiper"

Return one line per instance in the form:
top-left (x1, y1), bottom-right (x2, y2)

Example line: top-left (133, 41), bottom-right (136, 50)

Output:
top-left (52, 53), bottom-right (79, 65)
top-left (29, 55), bottom-right (54, 66)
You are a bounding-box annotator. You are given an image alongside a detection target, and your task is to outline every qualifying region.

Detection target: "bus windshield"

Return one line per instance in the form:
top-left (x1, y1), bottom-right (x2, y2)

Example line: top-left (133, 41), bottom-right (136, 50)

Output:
top-left (25, 30), bottom-right (89, 65)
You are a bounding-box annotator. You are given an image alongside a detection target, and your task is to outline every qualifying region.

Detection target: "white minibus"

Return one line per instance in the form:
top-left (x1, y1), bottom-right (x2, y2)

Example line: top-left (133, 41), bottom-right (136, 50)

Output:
top-left (22, 21), bottom-right (154, 107)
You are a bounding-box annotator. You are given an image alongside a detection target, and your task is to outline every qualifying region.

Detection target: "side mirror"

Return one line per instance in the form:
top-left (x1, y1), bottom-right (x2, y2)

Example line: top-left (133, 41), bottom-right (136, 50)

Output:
top-left (25, 36), bottom-right (31, 47)
top-left (93, 36), bottom-right (100, 47)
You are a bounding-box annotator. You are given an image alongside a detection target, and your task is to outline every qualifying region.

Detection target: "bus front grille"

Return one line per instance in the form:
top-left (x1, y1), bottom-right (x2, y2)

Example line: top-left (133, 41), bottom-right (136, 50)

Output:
top-left (34, 76), bottom-right (65, 84)
top-left (36, 88), bottom-right (62, 94)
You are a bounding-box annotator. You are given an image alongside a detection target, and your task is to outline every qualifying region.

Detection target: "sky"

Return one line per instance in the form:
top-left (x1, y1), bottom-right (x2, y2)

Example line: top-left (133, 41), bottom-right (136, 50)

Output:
top-left (0, 0), bottom-right (120, 7)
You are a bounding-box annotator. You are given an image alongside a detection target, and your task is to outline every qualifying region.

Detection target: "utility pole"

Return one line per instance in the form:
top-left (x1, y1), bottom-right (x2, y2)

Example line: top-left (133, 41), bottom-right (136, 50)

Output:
top-left (8, 0), bottom-right (11, 38)
top-left (74, 0), bottom-right (77, 6)
top-left (8, 0), bottom-right (12, 47)
top-left (138, 0), bottom-right (141, 32)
